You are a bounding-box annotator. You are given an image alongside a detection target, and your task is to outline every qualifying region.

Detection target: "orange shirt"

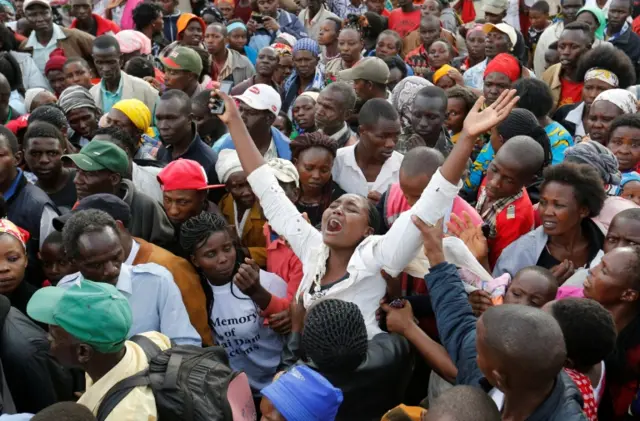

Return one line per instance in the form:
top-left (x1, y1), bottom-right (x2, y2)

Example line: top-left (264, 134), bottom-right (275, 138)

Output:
top-left (388, 8), bottom-right (421, 37)
top-left (559, 78), bottom-right (584, 107)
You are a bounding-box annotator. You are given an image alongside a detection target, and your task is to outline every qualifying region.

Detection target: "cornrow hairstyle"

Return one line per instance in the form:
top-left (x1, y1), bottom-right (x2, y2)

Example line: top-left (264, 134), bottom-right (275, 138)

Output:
top-left (446, 86), bottom-right (478, 114)
top-left (0, 52), bottom-right (24, 96)
top-left (576, 45), bottom-right (636, 88)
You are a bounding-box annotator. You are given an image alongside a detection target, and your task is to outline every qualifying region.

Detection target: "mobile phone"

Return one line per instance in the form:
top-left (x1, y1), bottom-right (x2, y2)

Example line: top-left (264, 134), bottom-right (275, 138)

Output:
top-left (251, 12), bottom-right (264, 24)
top-left (210, 80), bottom-right (234, 115)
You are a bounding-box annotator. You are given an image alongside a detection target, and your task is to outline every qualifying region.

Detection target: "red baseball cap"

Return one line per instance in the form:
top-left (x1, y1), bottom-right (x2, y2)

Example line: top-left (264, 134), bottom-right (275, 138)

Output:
top-left (5, 115), bottom-right (29, 135)
top-left (157, 159), bottom-right (224, 191)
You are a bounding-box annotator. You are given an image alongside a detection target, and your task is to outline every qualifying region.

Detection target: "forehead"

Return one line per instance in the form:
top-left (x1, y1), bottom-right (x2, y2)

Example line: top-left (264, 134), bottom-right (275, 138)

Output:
top-left (484, 72), bottom-right (512, 84)
top-left (293, 96), bottom-right (314, 107)
top-left (107, 108), bottom-right (133, 124)
top-left (26, 136), bottom-right (62, 149)
top-left (259, 47), bottom-right (277, 57)
top-left (0, 233), bottom-right (23, 251)
top-left (157, 98), bottom-right (187, 114)
top-left (163, 189), bottom-right (201, 200)
top-left (421, 18), bottom-right (440, 29)
top-left (65, 61), bottom-right (88, 71)
top-left (70, 0), bottom-right (91, 5)
top-left (339, 28), bottom-right (360, 40)
top-left (414, 94), bottom-right (446, 111)
top-left (370, 117), bottom-right (402, 133)
top-left (334, 193), bottom-right (367, 207)
top-left (611, 125), bottom-right (640, 138)
top-left (590, 99), bottom-right (623, 115)
top-left (77, 228), bottom-right (120, 254)
top-left (429, 41), bottom-right (449, 50)
top-left (293, 50), bottom-right (314, 59)
top-left (92, 47), bottom-right (119, 57)
top-left (559, 29), bottom-right (588, 43)
top-left (610, 215), bottom-right (640, 235)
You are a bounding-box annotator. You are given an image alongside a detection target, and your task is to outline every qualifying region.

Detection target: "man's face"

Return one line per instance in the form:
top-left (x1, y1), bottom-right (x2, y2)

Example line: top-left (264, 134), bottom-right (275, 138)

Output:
top-left (164, 68), bottom-right (195, 91)
top-left (411, 95), bottom-right (446, 141)
top-left (562, 0), bottom-right (583, 23)
top-left (70, 0), bottom-right (92, 22)
top-left (557, 29), bottom-right (589, 69)
top-left (419, 18), bottom-right (440, 49)
top-left (155, 0), bottom-right (176, 15)
top-left (608, 0), bottom-right (630, 31)
top-left (484, 10), bottom-right (505, 24)
top-left (24, 137), bottom-right (64, 182)
top-left (238, 101), bottom-right (272, 134)
top-left (485, 29), bottom-right (511, 58)
top-left (360, 118), bottom-right (401, 162)
top-left (48, 325), bottom-right (81, 368)
top-left (257, 0), bottom-right (278, 16)
top-left (315, 90), bottom-right (346, 131)
top-left (204, 25), bottom-right (226, 55)
top-left (421, 0), bottom-right (440, 17)
top-left (366, 0), bottom-right (384, 14)
top-left (226, 171), bottom-right (255, 209)
top-left (0, 142), bottom-right (17, 191)
top-left (192, 102), bottom-right (223, 145)
top-left (64, 62), bottom-right (93, 90)
top-left (75, 228), bottom-right (124, 285)
top-left (152, 12), bottom-right (164, 34)
top-left (105, 108), bottom-right (141, 140)
top-left (67, 108), bottom-right (98, 140)
top-left (92, 47), bottom-right (121, 83)
top-left (163, 189), bottom-right (205, 226)
top-left (47, 70), bottom-right (68, 96)
top-left (73, 168), bottom-right (118, 199)
top-left (257, 47), bottom-right (279, 76)
top-left (353, 79), bottom-right (373, 101)
top-left (24, 4), bottom-right (52, 32)
top-left (156, 97), bottom-right (192, 145)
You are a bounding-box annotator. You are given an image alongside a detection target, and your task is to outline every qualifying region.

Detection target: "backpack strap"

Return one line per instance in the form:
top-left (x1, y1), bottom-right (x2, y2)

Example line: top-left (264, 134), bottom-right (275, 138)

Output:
top-left (130, 335), bottom-right (162, 361)
top-left (95, 373), bottom-right (151, 421)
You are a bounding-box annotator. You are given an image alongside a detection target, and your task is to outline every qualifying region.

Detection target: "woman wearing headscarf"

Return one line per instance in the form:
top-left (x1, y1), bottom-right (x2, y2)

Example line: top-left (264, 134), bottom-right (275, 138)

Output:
top-left (57, 86), bottom-right (101, 149)
top-left (391, 76), bottom-right (434, 154)
top-left (24, 88), bottom-right (56, 113)
top-left (283, 38), bottom-right (324, 114)
top-left (584, 89), bottom-right (637, 144)
top-left (554, 45), bottom-right (636, 141)
top-left (104, 98), bottom-right (161, 160)
top-left (0, 219), bottom-right (35, 317)
top-left (482, 53), bottom-right (522, 106)
top-left (576, 6), bottom-right (607, 41)
top-left (159, 13), bottom-right (207, 59)
top-left (271, 42), bottom-right (294, 87)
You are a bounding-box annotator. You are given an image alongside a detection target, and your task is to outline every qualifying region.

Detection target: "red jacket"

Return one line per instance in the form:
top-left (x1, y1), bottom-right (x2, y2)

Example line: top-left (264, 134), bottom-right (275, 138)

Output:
top-left (70, 14), bottom-right (120, 36)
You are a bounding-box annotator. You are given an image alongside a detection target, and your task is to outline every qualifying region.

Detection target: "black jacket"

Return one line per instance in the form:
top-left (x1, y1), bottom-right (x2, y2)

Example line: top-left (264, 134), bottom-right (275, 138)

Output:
top-left (0, 296), bottom-right (74, 413)
top-left (280, 332), bottom-right (414, 421)
top-left (610, 26), bottom-right (640, 79)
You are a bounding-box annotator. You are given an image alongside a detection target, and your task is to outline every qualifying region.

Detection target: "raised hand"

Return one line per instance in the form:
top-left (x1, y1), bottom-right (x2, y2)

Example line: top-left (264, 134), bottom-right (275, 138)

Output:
top-left (462, 89), bottom-right (519, 138)
top-left (210, 89), bottom-right (241, 125)
top-left (447, 212), bottom-right (488, 261)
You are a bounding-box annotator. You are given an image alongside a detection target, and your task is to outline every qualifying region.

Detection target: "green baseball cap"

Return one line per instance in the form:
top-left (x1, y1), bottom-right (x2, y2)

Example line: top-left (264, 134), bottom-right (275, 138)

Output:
top-left (27, 280), bottom-right (132, 353)
top-left (62, 140), bottom-right (129, 176)
top-left (161, 46), bottom-right (203, 76)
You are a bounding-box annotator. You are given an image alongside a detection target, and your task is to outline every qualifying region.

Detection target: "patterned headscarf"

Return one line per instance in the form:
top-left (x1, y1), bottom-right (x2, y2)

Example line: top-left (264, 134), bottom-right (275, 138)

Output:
top-left (565, 140), bottom-right (622, 186)
top-left (390, 76), bottom-right (433, 129)
top-left (271, 42), bottom-right (293, 56)
top-left (293, 38), bottom-right (320, 56)
top-left (0, 219), bottom-right (28, 250)
top-left (58, 85), bottom-right (100, 115)
top-left (115, 30), bottom-right (152, 55)
top-left (584, 68), bottom-right (619, 88)
top-left (593, 89), bottom-right (637, 114)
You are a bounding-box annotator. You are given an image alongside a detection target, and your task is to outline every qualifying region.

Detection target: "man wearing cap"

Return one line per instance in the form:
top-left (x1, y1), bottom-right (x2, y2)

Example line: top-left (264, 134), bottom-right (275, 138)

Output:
top-left (161, 45), bottom-right (205, 99)
top-left (26, 281), bottom-right (173, 420)
top-left (63, 140), bottom-right (175, 247)
top-left (481, 0), bottom-right (528, 63)
top-left (52, 194), bottom-right (213, 346)
top-left (214, 84), bottom-right (291, 160)
top-left (463, 22), bottom-right (531, 89)
top-left (89, 35), bottom-right (159, 114)
top-left (155, 90), bottom-right (220, 190)
top-left (19, 0), bottom-right (94, 74)
top-left (338, 57), bottom-right (391, 103)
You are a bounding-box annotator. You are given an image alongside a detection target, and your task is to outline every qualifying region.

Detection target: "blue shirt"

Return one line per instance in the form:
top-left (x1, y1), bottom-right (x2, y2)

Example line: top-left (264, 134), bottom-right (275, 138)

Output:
top-left (545, 121), bottom-right (573, 165)
top-left (100, 74), bottom-right (124, 114)
top-left (214, 126), bottom-right (292, 160)
top-left (58, 264), bottom-right (202, 346)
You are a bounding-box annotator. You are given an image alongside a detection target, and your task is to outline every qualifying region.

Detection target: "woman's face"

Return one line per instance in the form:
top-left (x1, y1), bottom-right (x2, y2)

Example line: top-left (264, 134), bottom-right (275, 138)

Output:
top-left (483, 72), bottom-right (511, 105)
top-left (538, 181), bottom-right (588, 237)
top-left (0, 234), bottom-right (27, 295)
top-left (321, 194), bottom-right (373, 249)
top-left (293, 50), bottom-right (318, 79)
top-left (582, 78), bottom-right (613, 106)
top-left (338, 28), bottom-right (363, 65)
top-left (295, 146), bottom-right (334, 196)
top-left (607, 125), bottom-right (640, 172)
top-left (191, 231), bottom-right (237, 285)
top-left (428, 41), bottom-right (451, 69)
top-left (181, 20), bottom-right (204, 46)
top-left (273, 54), bottom-right (293, 85)
top-left (584, 248), bottom-right (639, 305)
top-left (445, 97), bottom-right (467, 134)
top-left (375, 34), bottom-right (398, 59)
top-left (228, 28), bottom-right (248, 51)
top-left (47, 70), bottom-right (68, 96)
top-left (318, 20), bottom-right (338, 46)
top-left (466, 29), bottom-right (486, 60)
top-left (64, 62), bottom-right (93, 90)
top-left (586, 100), bottom-right (624, 144)
top-left (292, 96), bottom-right (316, 130)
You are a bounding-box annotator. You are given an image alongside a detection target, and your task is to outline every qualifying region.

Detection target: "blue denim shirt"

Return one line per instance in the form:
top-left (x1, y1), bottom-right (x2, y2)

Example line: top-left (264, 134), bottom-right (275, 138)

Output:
top-left (213, 126), bottom-right (292, 160)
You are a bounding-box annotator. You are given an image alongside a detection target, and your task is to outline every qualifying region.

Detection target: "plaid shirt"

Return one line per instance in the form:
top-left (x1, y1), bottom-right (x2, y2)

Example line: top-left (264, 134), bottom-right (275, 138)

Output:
top-left (475, 187), bottom-right (523, 240)
top-left (327, 0), bottom-right (367, 18)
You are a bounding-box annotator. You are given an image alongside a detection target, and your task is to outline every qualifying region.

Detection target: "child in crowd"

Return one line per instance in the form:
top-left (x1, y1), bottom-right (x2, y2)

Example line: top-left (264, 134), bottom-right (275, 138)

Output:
top-left (545, 298), bottom-right (617, 421)
top-left (215, 149), bottom-right (267, 267)
top-left (607, 114), bottom-right (640, 174)
top-left (621, 173), bottom-right (640, 206)
top-left (274, 112), bottom-right (293, 138)
top-left (527, 1), bottom-right (552, 68)
top-left (445, 86), bottom-right (478, 145)
top-left (38, 231), bottom-right (74, 287)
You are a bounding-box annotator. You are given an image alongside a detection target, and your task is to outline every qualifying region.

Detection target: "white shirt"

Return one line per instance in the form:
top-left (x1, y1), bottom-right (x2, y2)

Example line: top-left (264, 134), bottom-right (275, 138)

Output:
top-left (124, 239), bottom-right (141, 266)
top-left (210, 270), bottom-right (287, 391)
top-left (25, 24), bottom-right (67, 74)
top-left (332, 144), bottom-right (404, 197)
top-left (247, 164), bottom-right (461, 338)
top-left (566, 102), bottom-right (587, 141)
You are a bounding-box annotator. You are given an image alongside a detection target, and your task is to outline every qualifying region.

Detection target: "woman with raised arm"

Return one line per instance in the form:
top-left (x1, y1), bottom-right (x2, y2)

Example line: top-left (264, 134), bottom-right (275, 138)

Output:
top-left (212, 89), bottom-right (519, 337)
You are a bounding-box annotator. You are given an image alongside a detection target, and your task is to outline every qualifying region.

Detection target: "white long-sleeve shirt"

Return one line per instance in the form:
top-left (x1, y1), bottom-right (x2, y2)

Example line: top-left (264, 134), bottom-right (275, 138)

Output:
top-left (247, 164), bottom-right (461, 338)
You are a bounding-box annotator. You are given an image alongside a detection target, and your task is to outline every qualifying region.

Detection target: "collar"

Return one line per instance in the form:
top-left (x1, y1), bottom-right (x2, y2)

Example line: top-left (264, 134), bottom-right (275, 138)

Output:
top-left (546, 63), bottom-right (562, 90)
top-left (101, 72), bottom-right (124, 93)
top-left (324, 123), bottom-right (349, 141)
top-left (565, 102), bottom-right (586, 135)
top-left (114, 264), bottom-right (133, 295)
top-left (25, 24), bottom-right (66, 48)
top-left (124, 238), bottom-right (140, 266)
top-left (3, 168), bottom-right (23, 201)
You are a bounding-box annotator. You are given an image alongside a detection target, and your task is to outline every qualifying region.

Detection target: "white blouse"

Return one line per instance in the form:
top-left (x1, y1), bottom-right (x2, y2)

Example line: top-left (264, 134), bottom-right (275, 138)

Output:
top-left (247, 164), bottom-right (461, 338)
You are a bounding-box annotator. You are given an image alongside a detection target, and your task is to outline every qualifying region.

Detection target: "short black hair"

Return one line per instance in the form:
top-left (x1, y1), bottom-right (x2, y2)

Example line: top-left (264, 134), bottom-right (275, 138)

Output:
top-left (498, 109), bottom-right (552, 168)
top-left (562, 21), bottom-right (594, 45)
top-left (548, 298), bottom-right (616, 368)
top-left (28, 104), bottom-right (69, 132)
top-left (63, 57), bottom-right (91, 71)
top-left (0, 126), bottom-right (18, 155)
top-left (290, 132), bottom-right (338, 160)
top-left (93, 35), bottom-right (121, 53)
top-left (358, 98), bottom-right (399, 127)
top-left (541, 162), bottom-right (607, 217)
top-left (132, 2), bottom-right (163, 31)
top-left (0, 23), bottom-right (18, 52)
top-left (377, 29), bottom-right (402, 51)
top-left (160, 89), bottom-right (192, 113)
top-left (31, 402), bottom-right (97, 421)
top-left (609, 113), bottom-right (640, 142)
top-left (23, 121), bottom-right (65, 150)
top-left (426, 386), bottom-right (500, 421)
top-left (530, 0), bottom-right (550, 13)
top-left (416, 85), bottom-right (448, 112)
top-left (482, 305), bottom-right (566, 387)
top-left (400, 146), bottom-right (445, 177)
top-left (513, 78), bottom-right (554, 118)
top-left (207, 22), bottom-right (227, 36)
top-left (94, 126), bottom-right (137, 157)
top-left (43, 230), bottom-right (64, 247)
top-left (123, 56), bottom-right (155, 79)
top-left (383, 55), bottom-right (407, 80)
top-left (192, 88), bottom-right (213, 108)
top-left (576, 45), bottom-right (636, 88)
top-left (548, 40), bottom-right (558, 50)
top-left (446, 86), bottom-right (478, 113)
top-left (62, 209), bottom-right (119, 260)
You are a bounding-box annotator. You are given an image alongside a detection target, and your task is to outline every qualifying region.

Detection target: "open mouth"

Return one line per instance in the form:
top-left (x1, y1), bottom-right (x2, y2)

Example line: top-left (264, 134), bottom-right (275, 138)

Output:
top-left (326, 218), bottom-right (343, 233)
top-left (542, 221), bottom-right (557, 230)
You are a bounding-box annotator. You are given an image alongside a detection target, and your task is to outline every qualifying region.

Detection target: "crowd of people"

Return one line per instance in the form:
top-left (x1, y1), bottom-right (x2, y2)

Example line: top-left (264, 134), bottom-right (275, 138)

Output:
top-left (0, 0), bottom-right (639, 418)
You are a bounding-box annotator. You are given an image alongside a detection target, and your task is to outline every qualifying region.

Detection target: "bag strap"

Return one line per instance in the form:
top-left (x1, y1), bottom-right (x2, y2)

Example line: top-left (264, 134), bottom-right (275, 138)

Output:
top-left (96, 373), bottom-right (151, 421)
top-left (130, 335), bottom-right (162, 361)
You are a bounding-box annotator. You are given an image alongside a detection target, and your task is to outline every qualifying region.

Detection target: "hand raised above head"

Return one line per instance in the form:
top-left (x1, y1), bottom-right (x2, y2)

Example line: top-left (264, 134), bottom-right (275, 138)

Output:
top-left (462, 89), bottom-right (519, 138)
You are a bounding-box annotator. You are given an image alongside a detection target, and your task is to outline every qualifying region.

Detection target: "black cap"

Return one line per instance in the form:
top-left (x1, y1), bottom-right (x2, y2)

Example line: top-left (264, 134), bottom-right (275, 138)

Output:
top-left (53, 194), bottom-right (132, 231)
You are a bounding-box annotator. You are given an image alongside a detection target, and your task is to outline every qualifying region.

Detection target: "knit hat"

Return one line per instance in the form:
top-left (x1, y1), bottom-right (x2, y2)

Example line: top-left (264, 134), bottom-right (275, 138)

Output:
top-left (484, 53), bottom-right (520, 82)
top-left (215, 149), bottom-right (244, 183)
top-left (293, 38), bottom-right (320, 56)
top-left (58, 85), bottom-right (100, 115)
top-left (44, 54), bottom-right (66, 75)
top-left (565, 141), bottom-right (622, 186)
top-left (24, 88), bottom-right (47, 112)
top-left (301, 299), bottom-right (368, 373)
top-left (261, 366), bottom-right (344, 421)
top-left (267, 158), bottom-right (299, 187)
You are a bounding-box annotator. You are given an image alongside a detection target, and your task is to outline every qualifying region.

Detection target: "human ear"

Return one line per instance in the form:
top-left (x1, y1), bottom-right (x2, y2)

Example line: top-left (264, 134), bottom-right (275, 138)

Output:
top-left (76, 343), bottom-right (94, 365)
top-left (621, 289), bottom-right (639, 302)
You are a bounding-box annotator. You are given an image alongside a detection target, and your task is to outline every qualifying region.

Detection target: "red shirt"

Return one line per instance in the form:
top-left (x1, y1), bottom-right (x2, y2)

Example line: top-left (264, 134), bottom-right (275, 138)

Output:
top-left (565, 368), bottom-right (598, 421)
top-left (262, 224), bottom-right (303, 316)
top-left (388, 8), bottom-right (421, 38)
top-left (559, 78), bottom-right (584, 107)
top-left (70, 13), bottom-right (121, 36)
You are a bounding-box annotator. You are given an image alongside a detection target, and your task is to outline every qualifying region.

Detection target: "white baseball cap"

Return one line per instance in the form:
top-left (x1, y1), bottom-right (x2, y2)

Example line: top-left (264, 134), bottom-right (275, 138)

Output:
top-left (233, 84), bottom-right (282, 116)
top-left (23, 0), bottom-right (51, 11)
top-left (483, 23), bottom-right (517, 50)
